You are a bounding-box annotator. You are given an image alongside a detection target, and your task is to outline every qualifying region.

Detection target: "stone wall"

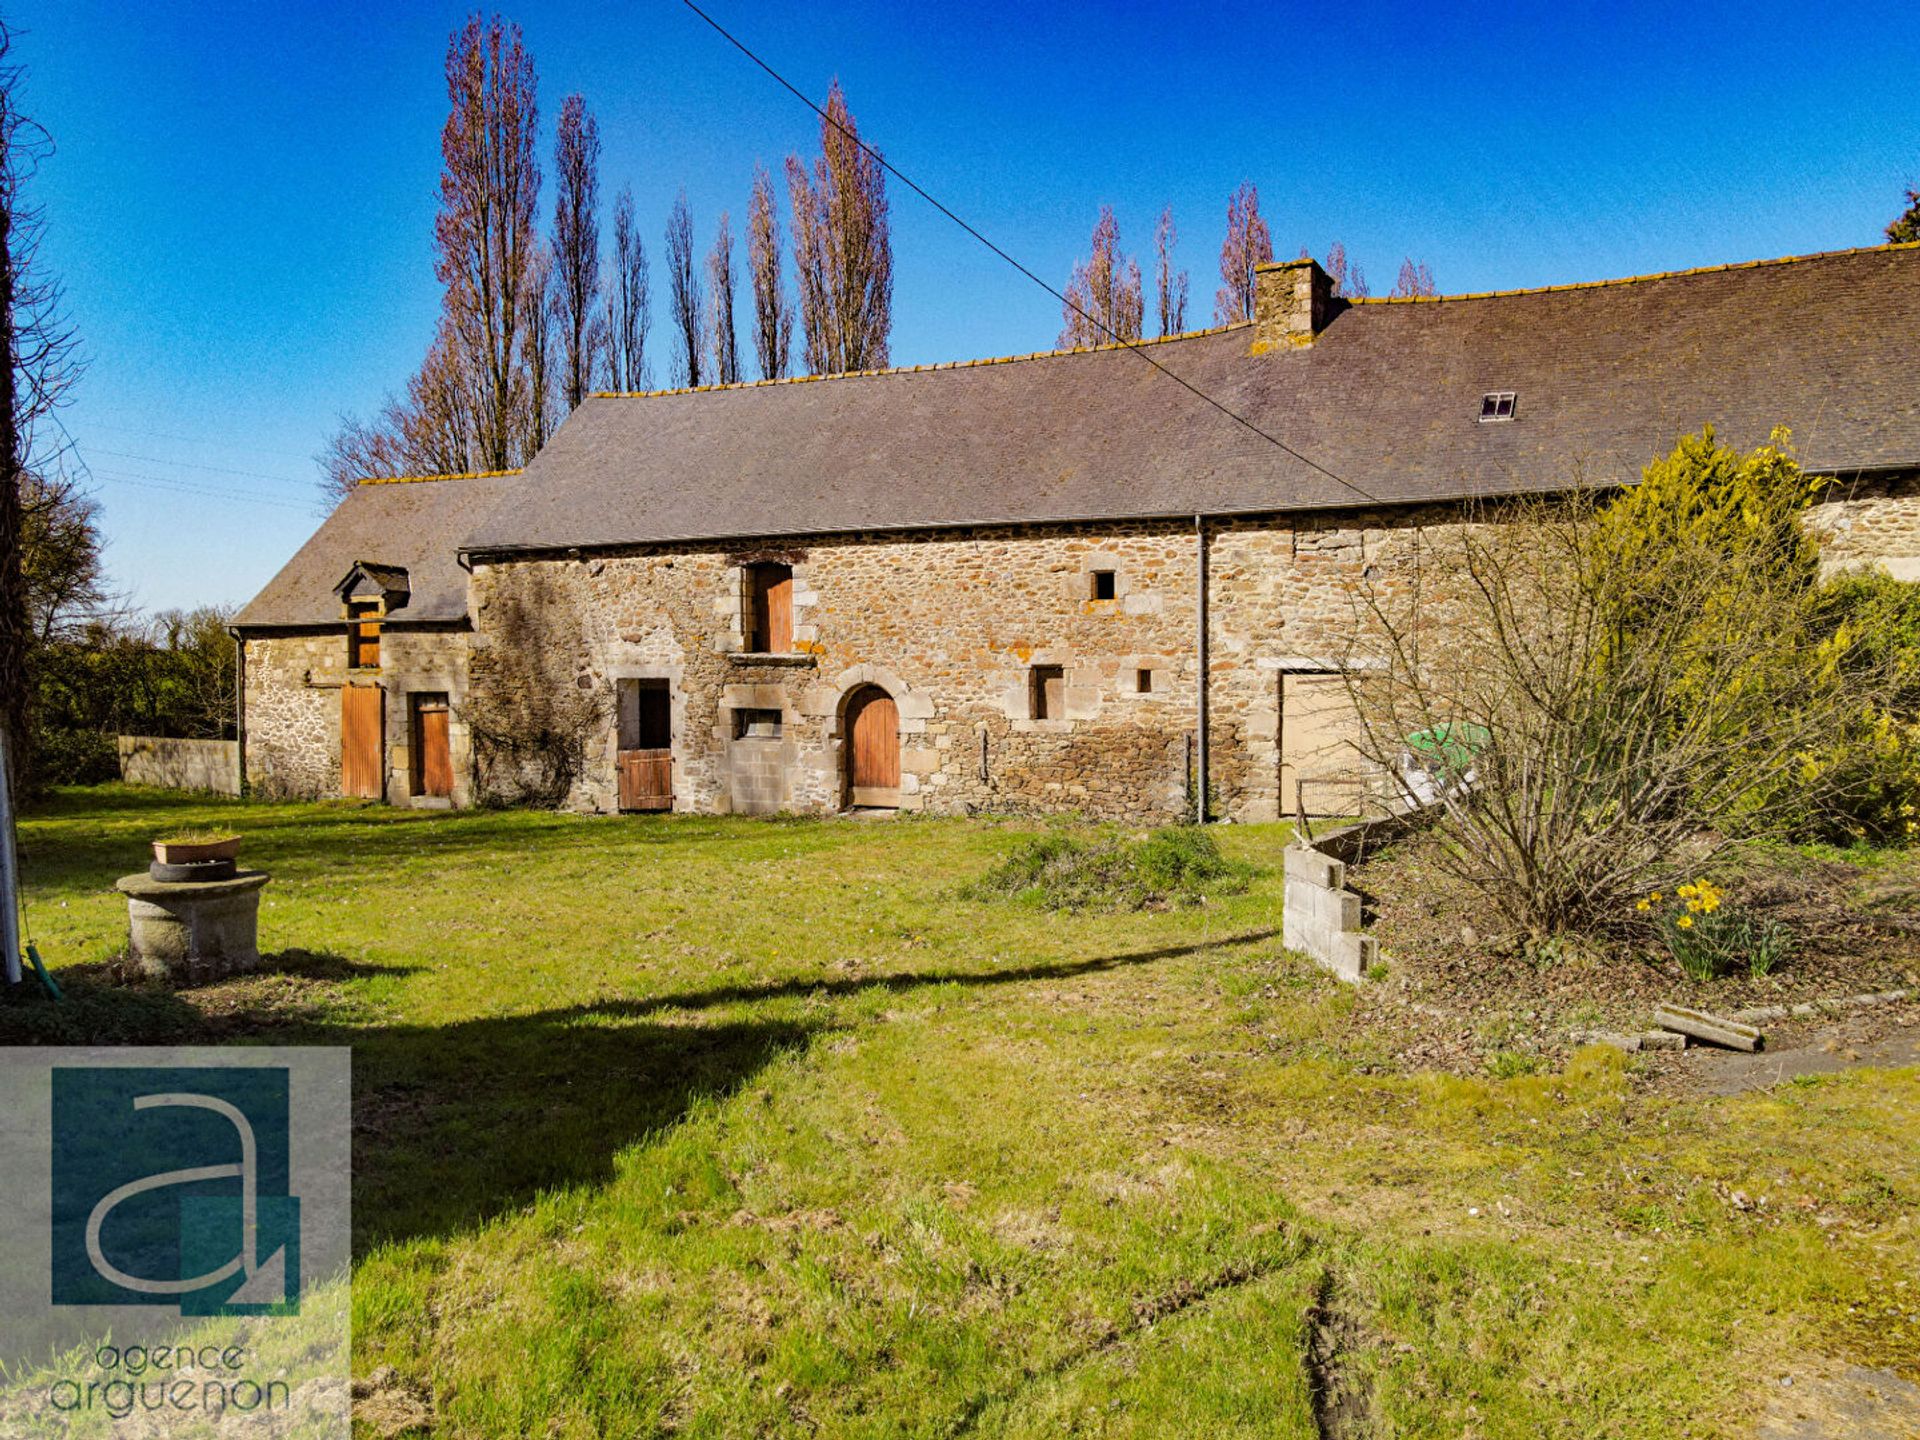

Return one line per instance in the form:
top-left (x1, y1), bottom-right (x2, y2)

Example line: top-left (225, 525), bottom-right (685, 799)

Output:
top-left (117, 736), bottom-right (241, 795)
top-left (241, 625), bottom-right (475, 805)
top-left (1809, 470), bottom-right (1920, 579)
top-left (465, 512), bottom-right (1481, 822)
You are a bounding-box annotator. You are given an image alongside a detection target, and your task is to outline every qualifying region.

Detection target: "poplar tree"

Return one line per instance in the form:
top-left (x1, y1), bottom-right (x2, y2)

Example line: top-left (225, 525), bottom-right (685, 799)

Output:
top-left (787, 81), bottom-right (891, 374)
top-left (747, 163), bottom-right (793, 380)
top-left (601, 185), bottom-right (651, 391)
top-left (1154, 205), bottom-right (1188, 337)
top-left (1214, 181), bottom-right (1273, 324)
top-left (1058, 206), bottom-right (1143, 347)
top-left (434, 13), bottom-right (542, 471)
top-left (1391, 257), bottom-right (1437, 297)
top-left (551, 93), bottom-right (603, 412)
top-left (707, 210), bottom-right (740, 385)
top-left (665, 191), bottom-right (704, 387)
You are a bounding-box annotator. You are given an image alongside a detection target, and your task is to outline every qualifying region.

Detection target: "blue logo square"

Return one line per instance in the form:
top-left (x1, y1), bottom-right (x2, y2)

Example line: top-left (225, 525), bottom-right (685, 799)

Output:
top-left (50, 1067), bottom-right (301, 1314)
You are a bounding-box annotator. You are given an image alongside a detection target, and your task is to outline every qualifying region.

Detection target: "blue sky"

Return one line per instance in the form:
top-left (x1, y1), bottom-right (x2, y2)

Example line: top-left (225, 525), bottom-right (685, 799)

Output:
top-left (14, 0), bottom-right (1920, 613)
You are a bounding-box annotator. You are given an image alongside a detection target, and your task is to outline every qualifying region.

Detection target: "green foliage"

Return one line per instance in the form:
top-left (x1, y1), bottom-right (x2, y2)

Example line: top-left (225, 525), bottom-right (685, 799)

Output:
top-left (1795, 570), bottom-right (1920, 844)
top-left (965, 825), bottom-right (1253, 911)
top-left (1889, 185), bottom-right (1920, 245)
top-left (1640, 878), bottom-right (1794, 981)
top-left (29, 608), bottom-right (236, 785)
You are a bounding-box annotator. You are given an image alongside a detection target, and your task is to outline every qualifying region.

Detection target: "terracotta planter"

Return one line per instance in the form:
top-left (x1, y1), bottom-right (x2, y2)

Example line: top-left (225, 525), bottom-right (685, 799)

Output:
top-left (152, 836), bottom-right (241, 866)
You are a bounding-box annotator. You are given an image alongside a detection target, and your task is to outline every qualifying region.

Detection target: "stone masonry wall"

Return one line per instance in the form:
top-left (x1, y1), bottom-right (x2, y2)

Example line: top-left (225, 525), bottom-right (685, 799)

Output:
top-left (466, 513), bottom-right (1485, 823)
top-left (242, 626), bottom-right (474, 805)
top-left (1808, 471), bottom-right (1920, 580)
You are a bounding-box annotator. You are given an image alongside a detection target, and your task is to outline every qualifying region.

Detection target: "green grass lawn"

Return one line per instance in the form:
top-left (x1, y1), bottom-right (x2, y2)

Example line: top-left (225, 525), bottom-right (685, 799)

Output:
top-left (9, 786), bottom-right (1920, 1437)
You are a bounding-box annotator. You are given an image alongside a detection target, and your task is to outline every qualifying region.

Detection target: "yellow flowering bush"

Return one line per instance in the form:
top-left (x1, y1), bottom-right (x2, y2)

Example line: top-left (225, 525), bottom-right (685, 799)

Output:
top-left (1640, 878), bottom-right (1790, 981)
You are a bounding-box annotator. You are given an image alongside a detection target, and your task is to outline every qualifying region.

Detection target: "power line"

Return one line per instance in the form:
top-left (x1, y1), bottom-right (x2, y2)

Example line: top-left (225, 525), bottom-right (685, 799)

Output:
top-left (677, 0), bottom-right (1380, 507)
top-left (87, 446), bottom-right (308, 488)
top-left (88, 469), bottom-right (315, 513)
top-left (83, 420), bottom-right (315, 464)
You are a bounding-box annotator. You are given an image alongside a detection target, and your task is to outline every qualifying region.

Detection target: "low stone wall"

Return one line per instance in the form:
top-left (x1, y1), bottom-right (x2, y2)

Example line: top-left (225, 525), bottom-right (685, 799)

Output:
top-left (117, 736), bottom-right (241, 796)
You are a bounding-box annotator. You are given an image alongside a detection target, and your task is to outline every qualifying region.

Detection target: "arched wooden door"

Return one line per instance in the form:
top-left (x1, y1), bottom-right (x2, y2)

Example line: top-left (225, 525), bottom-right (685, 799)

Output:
top-left (845, 686), bottom-right (900, 809)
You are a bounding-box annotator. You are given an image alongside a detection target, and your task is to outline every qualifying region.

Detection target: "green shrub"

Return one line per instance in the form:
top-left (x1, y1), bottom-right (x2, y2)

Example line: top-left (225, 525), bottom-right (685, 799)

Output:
top-left (1641, 878), bottom-right (1795, 981)
top-left (965, 826), bottom-right (1253, 912)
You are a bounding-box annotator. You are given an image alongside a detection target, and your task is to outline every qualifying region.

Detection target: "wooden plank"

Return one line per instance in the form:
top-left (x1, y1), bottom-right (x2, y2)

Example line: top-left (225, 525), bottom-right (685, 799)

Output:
top-left (341, 685), bottom-right (384, 799)
top-left (1280, 672), bottom-right (1370, 819)
top-left (1654, 1003), bottom-right (1764, 1052)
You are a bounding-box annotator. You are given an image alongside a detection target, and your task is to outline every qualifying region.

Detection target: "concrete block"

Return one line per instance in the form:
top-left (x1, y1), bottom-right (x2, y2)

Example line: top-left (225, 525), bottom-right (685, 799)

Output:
top-left (1284, 847), bottom-right (1344, 891)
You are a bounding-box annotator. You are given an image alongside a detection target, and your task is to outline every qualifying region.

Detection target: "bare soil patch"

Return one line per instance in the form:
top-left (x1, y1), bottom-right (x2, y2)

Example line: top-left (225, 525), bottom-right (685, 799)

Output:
top-left (1348, 835), bottom-right (1920, 1075)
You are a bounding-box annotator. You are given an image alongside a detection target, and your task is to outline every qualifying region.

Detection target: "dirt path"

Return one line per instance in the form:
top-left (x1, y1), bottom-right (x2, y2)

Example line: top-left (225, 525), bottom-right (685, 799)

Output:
top-left (1675, 1006), bottom-right (1920, 1096)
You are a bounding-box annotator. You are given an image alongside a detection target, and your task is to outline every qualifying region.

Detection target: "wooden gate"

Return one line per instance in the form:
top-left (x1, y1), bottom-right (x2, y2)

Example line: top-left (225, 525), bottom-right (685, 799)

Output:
top-left (411, 693), bottom-right (452, 799)
top-left (617, 679), bottom-right (673, 811)
top-left (341, 684), bottom-right (384, 799)
top-left (845, 686), bottom-right (899, 808)
top-left (1278, 672), bottom-right (1369, 819)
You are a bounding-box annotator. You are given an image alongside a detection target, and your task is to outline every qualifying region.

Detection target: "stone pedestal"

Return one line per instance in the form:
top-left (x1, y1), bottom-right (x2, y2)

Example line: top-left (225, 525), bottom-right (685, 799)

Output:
top-left (115, 870), bottom-right (271, 983)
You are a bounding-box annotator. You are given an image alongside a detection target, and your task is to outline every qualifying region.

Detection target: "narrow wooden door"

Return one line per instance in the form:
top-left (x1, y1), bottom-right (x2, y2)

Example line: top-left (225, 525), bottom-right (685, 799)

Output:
top-left (412, 694), bottom-right (452, 798)
top-left (846, 686), bottom-right (899, 808)
top-left (616, 679), bottom-right (673, 811)
top-left (751, 567), bottom-right (793, 653)
top-left (341, 684), bottom-right (384, 799)
top-left (1279, 672), bottom-right (1368, 819)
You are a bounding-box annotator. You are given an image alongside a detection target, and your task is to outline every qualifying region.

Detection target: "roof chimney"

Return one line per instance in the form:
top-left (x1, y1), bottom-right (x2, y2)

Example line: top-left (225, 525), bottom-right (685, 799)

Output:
top-left (1250, 257), bottom-right (1336, 352)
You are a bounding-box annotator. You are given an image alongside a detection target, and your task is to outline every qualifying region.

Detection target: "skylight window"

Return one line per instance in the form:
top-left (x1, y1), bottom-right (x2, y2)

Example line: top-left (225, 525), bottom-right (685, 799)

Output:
top-left (1479, 391), bottom-right (1517, 422)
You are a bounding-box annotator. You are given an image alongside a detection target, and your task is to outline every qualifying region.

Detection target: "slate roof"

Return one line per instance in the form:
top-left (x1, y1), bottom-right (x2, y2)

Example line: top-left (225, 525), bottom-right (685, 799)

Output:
top-left (234, 471), bottom-right (523, 628)
top-left (461, 243), bottom-right (1920, 555)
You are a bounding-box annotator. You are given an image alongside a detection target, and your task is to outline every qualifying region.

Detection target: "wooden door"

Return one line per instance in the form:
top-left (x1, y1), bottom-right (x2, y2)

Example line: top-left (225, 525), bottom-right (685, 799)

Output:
top-left (751, 567), bottom-right (793, 653)
top-left (412, 694), bottom-right (452, 798)
top-left (617, 679), bottom-right (673, 811)
top-left (1279, 672), bottom-right (1369, 819)
top-left (846, 686), bottom-right (899, 808)
top-left (341, 684), bottom-right (384, 799)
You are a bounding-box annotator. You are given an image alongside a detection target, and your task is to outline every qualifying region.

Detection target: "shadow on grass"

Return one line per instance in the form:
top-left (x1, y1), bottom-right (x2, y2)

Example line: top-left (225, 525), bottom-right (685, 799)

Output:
top-left (0, 929), bottom-right (1269, 1249)
top-left (14, 788), bottom-right (875, 900)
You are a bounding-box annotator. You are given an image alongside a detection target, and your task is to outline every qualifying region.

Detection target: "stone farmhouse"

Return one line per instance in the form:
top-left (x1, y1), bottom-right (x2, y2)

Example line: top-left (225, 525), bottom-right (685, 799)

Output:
top-left (234, 244), bottom-right (1920, 822)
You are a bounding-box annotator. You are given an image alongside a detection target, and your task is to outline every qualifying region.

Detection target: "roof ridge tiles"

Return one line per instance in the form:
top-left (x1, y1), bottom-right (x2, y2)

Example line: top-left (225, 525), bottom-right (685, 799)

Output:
top-left (356, 468), bottom-right (526, 487)
top-left (1350, 239), bottom-right (1920, 306)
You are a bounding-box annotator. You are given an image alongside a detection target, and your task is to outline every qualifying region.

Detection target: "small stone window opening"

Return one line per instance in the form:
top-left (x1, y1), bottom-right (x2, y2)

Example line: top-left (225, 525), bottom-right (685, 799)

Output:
top-left (1090, 569), bottom-right (1117, 600)
top-left (733, 708), bottom-right (783, 739)
top-left (1136, 667), bottom-right (1154, 694)
top-left (1478, 391), bottom-right (1517, 422)
top-left (745, 563), bottom-right (793, 653)
top-left (1031, 664), bottom-right (1065, 721)
top-left (347, 601), bottom-right (381, 670)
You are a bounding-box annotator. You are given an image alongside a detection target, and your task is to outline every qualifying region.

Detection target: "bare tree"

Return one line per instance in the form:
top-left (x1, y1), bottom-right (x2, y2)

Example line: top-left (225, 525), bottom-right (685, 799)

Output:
top-left (665, 190), bottom-right (703, 387)
top-left (1324, 241), bottom-right (1369, 299)
top-left (601, 184), bottom-right (651, 391)
top-left (1154, 205), bottom-right (1188, 337)
top-left (550, 92), bottom-right (602, 412)
top-left (786, 80), bottom-right (891, 374)
top-left (1214, 181), bottom-right (1273, 324)
top-left (1058, 206), bottom-right (1143, 347)
top-left (318, 14), bottom-right (543, 503)
top-left (521, 243), bottom-right (556, 450)
top-left (433, 14), bottom-right (541, 471)
top-left (0, 21), bottom-right (83, 783)
top-left (747, 163), bottom-right (793, 379)
top-left (1391, 257), bottom-right (1437, 297)
top-left (706, 210), bottom-right (740, 385)
top-left (22, 468), bottom-right (117, 644)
